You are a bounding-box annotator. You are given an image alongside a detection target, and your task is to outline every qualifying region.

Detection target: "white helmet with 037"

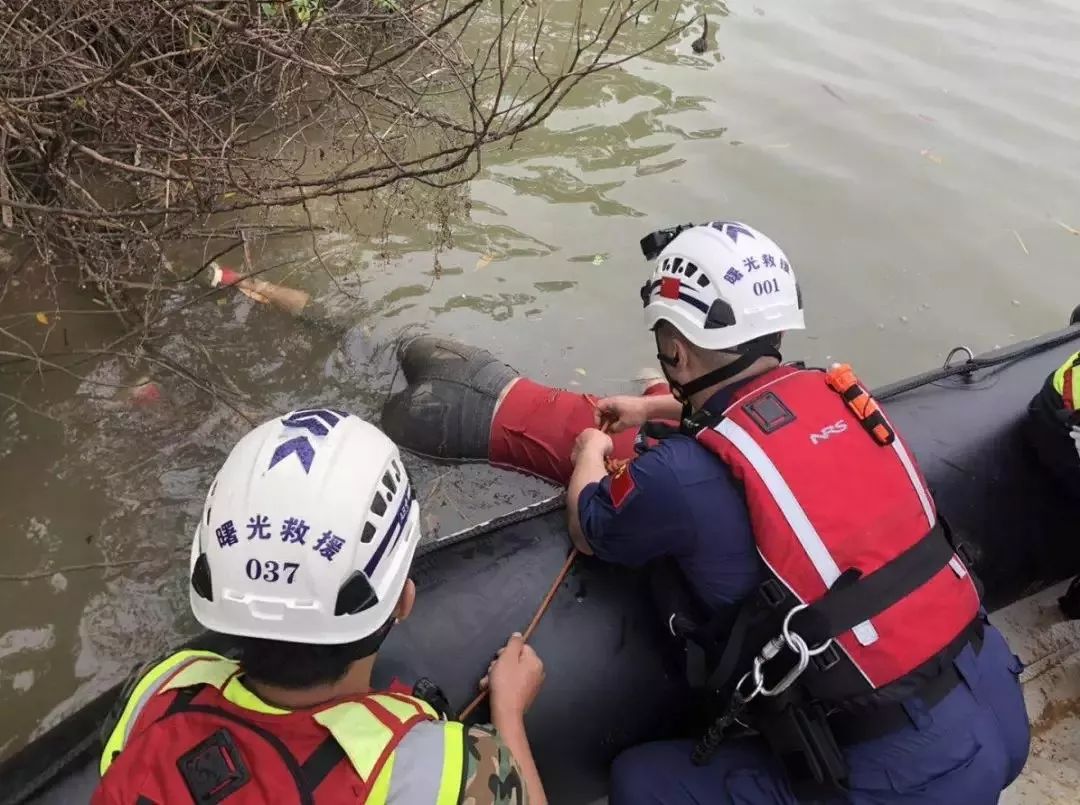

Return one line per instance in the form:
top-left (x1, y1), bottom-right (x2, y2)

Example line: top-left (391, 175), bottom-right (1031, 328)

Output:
top-left (190, 409), bottom-right (419, 645)
top-left (642, 221), bottom-right (805, 351)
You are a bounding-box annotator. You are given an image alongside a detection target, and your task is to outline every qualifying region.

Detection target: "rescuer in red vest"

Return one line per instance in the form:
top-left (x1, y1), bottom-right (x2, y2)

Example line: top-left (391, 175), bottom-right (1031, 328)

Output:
top-left (566, 222), bottom-right (1031, 804)
top-left (94, 411), bottom-right (547, 805)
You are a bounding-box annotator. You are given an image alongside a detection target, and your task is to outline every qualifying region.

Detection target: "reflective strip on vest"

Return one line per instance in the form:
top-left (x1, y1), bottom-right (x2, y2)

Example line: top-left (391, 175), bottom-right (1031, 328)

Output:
top-left (379, 720), bottom-right (465, 804)
top-left (1053, 352), bottom-right (1080, 410)
top-left (715, 417), bottom-right (880, 647)
top-left (888, 435), bottom-right (935, 530)
top-left (102, 650), bottom-right (461, 802)
top-left (100, 649), bottom-right (222, 775)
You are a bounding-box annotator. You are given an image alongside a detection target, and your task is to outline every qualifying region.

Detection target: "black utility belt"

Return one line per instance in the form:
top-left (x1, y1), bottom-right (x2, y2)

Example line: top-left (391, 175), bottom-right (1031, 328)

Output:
top-left (827, 620), bottom-right (985, 746)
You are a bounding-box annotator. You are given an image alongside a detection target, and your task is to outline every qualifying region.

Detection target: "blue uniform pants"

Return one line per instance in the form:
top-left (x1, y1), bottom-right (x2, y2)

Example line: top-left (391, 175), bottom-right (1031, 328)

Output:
top-left (610, 625), bottom-right (1030, 804)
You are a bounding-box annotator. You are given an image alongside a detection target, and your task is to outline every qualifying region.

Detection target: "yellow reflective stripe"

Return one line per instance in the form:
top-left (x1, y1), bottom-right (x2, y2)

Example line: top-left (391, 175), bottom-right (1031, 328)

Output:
top-left (160, 656), bottom-right (289, 714)
top-left (162, 656), bottom-right (238, 693)
top-left (1052, 352), bottom-right (1080, 402)
top-left (315, 702), bottom-right (394, 780)
top-left (221, 676), bottom-right (290, 715)
top-left (368, 753), bottom-right (394, 804)
top-left (436, 721), bottom-right (465, 805)
top-left (370, 693), bottom-right (431, 721)
top-left (99, 650), bottom-right (223, 776)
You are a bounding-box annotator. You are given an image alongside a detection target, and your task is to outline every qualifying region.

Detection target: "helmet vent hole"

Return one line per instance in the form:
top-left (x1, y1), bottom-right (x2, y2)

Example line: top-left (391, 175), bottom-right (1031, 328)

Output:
top-left (361, 522), bottom-right (377, 543)
top-left (697, 275), bottom-right (710, 288)
top-left (684, 264), bottom-right (697, 278)
top-left (335, 571), bottom-right (378, 616)
top-left (191, 553), bottom-right (213, 602)
top-left (371, 492), bottom-right (387, 517)
top-left (382, 471), bottom-right (397, 495)
top-left (392, 462), bottom-right (402, 482)
top-left (671, 257), bottom-right (683, 273)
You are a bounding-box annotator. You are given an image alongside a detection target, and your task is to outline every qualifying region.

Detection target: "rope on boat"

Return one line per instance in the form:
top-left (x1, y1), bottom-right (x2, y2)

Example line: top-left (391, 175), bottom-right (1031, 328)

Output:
top-left (458, 547), bottom-right (580, 720)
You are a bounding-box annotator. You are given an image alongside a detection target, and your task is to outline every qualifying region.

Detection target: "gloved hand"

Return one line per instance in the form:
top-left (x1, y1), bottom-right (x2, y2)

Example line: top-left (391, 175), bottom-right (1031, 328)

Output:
top-left (1070, 426), bottom-right (1080, 460)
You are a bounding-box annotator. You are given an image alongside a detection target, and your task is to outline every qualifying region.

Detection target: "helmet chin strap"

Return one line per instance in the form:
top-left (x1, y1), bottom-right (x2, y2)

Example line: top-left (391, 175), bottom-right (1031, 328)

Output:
top-left (658, 337), bottom-right (782, 406)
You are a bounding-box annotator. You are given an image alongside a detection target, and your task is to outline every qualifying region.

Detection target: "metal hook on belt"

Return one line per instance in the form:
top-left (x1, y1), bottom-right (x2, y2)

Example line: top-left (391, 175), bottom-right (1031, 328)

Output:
top-left (731, 624), bottom-right (814, 705)
top-left (734, 603), bottom-right (836, 702)
top-left (760, 631), bottom-right (810, 697)
top-left (782, 603), bottom-right (835, 658)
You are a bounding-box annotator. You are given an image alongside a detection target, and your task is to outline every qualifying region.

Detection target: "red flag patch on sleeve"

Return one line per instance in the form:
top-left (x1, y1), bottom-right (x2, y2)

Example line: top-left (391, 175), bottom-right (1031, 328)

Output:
top-left (608, 465), bottom-right (636, 509)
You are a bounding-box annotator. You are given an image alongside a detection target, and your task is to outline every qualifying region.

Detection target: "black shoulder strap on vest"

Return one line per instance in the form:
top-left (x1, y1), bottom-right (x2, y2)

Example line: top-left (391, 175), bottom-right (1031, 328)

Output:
top-left (301, 735), bottom-right (348, 791)
top-left (789, 521), bottom-right (958, 649)
top-left (163, 684), bottom-right (203, 717)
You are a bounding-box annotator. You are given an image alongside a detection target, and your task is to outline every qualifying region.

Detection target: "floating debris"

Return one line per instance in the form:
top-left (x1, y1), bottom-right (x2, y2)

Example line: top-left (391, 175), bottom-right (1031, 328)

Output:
top-left (821, 84), bottom-right (846, 103)
top-left (1012, 230), bottom-right (1029, 255)
top-left (592, 254), bottom-right (606, 266)
top-left (1011, 299), bottom-right (1022, 307)
top-left (12, 670), bottom-right (34, 693)
top-left (691, 14), bottom-right (709, 53)
top-left (475, 254), bottom-right (494, 271)
top-left (575, 368), bottom-right (588, 376)
top-left (920, 149), bottom-right (943, 165)
top-left (34, 312), bottom-right (48, 325)
top-left (1054, 220), bottom-right (1080, 236)
top-left (130, 377), bottom-right (162, 405)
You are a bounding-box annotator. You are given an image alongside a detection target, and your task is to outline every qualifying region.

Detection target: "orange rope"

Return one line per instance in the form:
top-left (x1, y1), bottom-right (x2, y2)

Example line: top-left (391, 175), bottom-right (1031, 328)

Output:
top-left (459, 547), bottom-right (579, 720)
top-left (585, 395), bottom-right (630, 474)
top-left (457, 409), bottom-right (624, 720)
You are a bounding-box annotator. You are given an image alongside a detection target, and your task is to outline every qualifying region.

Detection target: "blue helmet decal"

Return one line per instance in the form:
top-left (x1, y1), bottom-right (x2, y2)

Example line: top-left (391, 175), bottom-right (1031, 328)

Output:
top-left (268, 408), bottom-right (351, 473)
top-left (709, 221), bottom-right (755, 243)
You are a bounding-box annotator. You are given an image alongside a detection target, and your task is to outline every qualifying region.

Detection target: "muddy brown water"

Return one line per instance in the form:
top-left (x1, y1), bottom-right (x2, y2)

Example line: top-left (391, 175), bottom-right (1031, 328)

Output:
top-left (3, 0), bottom-right (1080, 764)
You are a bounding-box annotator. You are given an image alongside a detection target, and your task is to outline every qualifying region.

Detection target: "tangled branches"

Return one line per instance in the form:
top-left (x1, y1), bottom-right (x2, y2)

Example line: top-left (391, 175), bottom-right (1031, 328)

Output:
top-left (0, 0), bottom-right (680, 346)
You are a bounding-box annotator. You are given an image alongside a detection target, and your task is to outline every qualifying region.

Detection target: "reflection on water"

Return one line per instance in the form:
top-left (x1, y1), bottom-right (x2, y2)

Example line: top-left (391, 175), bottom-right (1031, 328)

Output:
top-left (4, 0), bottom-right (1080, 760)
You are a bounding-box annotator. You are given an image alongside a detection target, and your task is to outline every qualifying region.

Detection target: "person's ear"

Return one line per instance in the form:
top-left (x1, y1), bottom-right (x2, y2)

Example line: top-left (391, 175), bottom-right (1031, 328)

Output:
top-left (671, 336), bottom-right (691, 370)
top-left (394, 578), bottom-right (416, 623)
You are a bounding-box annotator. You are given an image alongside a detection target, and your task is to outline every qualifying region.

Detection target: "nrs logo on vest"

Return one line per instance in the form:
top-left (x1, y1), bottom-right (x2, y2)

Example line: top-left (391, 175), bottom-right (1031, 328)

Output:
top-left (809, 420), bottom-right (848, 445)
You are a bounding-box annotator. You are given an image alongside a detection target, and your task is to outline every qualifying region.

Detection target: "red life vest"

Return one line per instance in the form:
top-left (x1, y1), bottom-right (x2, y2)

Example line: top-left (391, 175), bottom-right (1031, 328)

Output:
top-left (94, 656), bottom-right (440, 805)
top-left (695, 365), bottom-right (981, 694)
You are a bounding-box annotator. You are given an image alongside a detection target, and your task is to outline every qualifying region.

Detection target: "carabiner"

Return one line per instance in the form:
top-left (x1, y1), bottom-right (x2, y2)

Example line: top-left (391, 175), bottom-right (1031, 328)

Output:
top-left (782, 603), bottom-right (834, 657)
top-left (760, 631), bottom-right (810, 697)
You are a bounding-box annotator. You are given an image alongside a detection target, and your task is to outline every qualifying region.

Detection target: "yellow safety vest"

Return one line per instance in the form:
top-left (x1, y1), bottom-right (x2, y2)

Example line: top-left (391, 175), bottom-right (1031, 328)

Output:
top-left (100, 650), bottom-right (466, 804)
top-left (1052, 352), bottom-right (1080, 411)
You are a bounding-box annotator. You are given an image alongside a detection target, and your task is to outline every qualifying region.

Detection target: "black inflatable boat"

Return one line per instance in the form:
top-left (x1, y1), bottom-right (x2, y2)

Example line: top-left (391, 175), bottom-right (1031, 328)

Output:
top-left (6, 323), bottom-right (1080, 805)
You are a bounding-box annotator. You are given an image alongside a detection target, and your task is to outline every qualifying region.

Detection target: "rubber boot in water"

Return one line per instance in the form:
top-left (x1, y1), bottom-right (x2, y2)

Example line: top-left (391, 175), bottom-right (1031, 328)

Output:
top-left (381, 336), bottom-right (519, 460)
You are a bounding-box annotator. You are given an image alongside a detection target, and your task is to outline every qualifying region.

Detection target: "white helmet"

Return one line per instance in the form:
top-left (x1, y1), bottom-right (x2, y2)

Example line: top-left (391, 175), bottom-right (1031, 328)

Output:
top-left (189, 409), bottom-right (420, 645)
top-left (641, 221), bottom-right (804, 351)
